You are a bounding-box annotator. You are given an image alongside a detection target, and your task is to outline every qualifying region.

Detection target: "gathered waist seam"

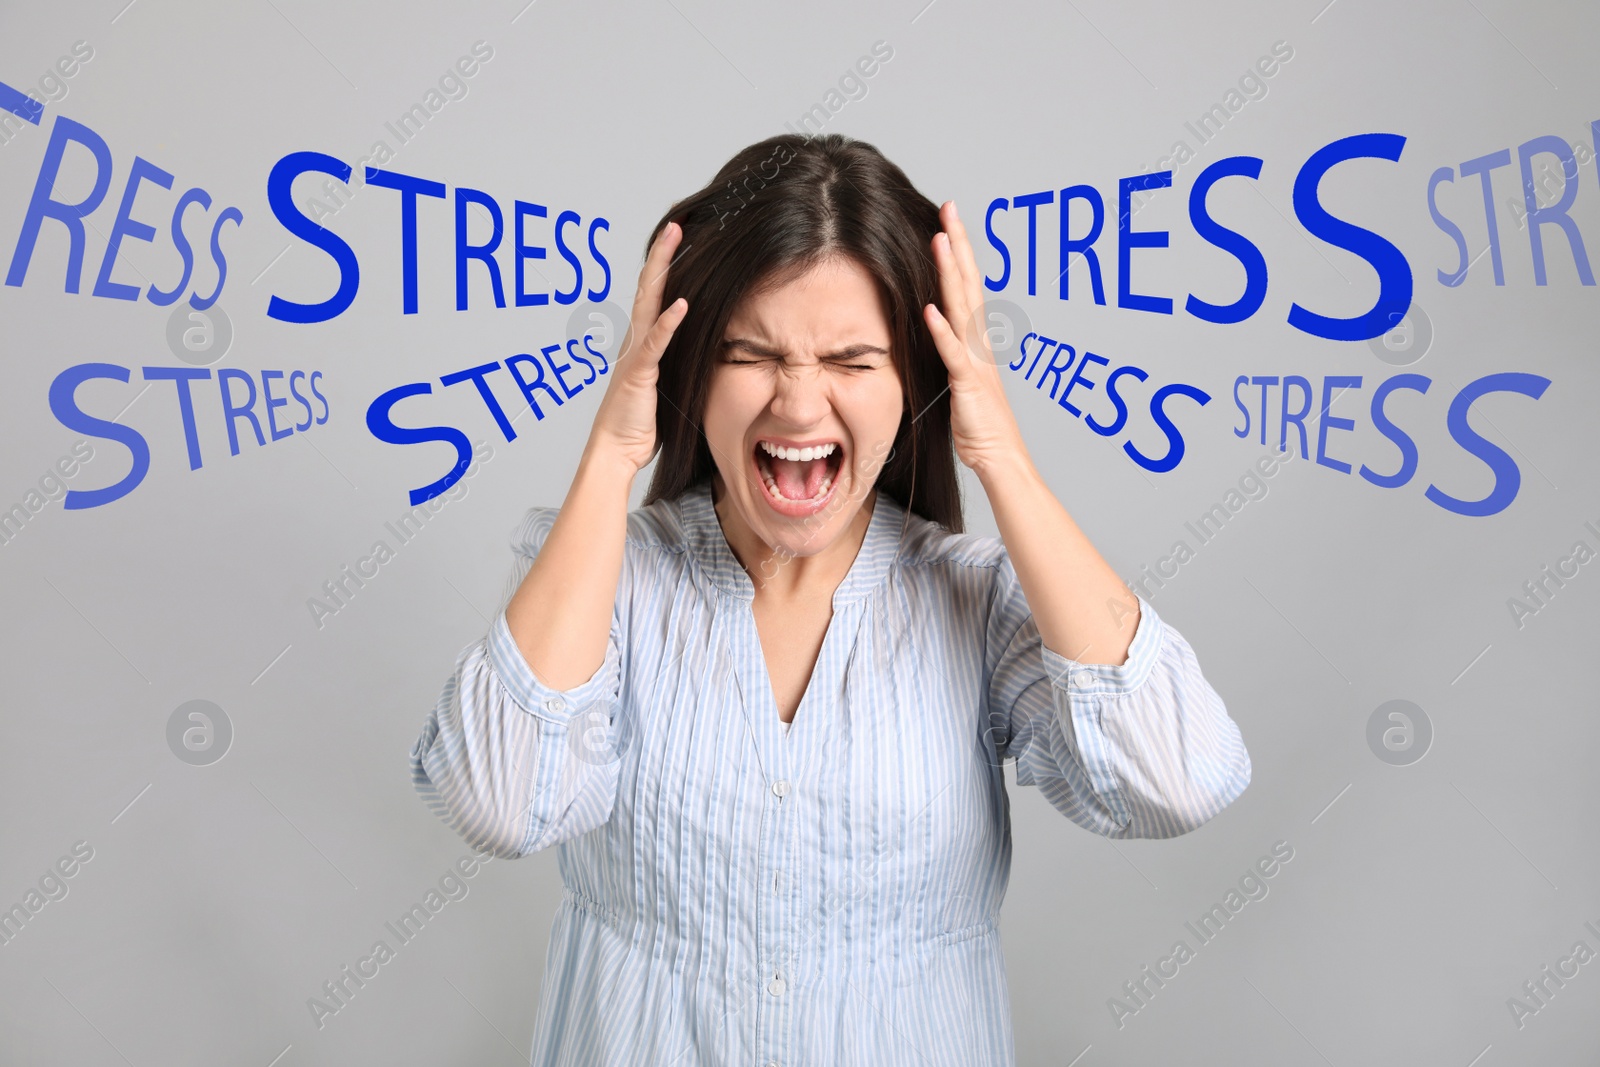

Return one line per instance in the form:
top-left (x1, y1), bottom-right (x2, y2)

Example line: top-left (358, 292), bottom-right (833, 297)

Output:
top-left (931, 915), bottom-right (998, 947)
top-left (564, 887), bottom-right (997, 950)
top-left (562, 884), bottom-right (627, 934)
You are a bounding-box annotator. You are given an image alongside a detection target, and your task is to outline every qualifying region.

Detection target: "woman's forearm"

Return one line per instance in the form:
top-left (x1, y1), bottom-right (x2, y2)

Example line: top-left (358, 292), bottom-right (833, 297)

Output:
top-left (977, 448), bottom-right (1141, 667)
top-left (503, 442), bottom-right (638, 690)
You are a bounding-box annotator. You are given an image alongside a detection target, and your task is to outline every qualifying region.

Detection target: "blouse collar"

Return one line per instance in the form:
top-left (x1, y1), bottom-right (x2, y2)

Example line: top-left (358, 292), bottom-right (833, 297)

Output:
top-left (675, 479), bottom-right (908, 605)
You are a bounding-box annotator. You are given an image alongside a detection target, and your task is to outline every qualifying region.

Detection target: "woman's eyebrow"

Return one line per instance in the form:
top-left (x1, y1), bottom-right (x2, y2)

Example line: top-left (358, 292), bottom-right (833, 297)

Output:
top-left (721, 338), bottom-right (890, 359)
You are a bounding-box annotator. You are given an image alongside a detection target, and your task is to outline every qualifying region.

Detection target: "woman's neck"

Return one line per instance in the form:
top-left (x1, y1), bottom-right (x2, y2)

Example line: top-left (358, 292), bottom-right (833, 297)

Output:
top-left (710, 472), bottom-right (877, 602)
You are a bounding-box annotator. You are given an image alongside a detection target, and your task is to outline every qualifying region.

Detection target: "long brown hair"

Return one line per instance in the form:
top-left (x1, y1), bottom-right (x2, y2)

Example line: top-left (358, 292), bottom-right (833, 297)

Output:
top-left (639, 132), bottom-right (963, 533)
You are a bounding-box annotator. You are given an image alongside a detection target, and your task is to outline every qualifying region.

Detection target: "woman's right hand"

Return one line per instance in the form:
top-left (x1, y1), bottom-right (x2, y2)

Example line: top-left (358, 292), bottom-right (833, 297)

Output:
top-left (585, 221), bottom-right (690, 473)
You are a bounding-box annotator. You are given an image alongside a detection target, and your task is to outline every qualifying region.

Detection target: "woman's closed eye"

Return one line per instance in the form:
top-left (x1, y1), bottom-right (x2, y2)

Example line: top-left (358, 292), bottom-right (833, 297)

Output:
top-left (725, 356), bottom-right (879, 370)
top-left (721, 341), bottom-right (888, 372)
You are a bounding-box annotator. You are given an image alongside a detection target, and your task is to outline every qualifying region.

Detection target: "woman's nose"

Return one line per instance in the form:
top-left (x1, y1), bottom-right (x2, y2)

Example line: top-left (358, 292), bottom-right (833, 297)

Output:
top-left (768, 363), bottom-right (832, 428)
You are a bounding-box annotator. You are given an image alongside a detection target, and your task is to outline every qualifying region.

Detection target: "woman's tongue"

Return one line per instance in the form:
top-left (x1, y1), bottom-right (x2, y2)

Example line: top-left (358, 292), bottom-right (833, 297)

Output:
top-left (772, 455), bottom-right (825, 499)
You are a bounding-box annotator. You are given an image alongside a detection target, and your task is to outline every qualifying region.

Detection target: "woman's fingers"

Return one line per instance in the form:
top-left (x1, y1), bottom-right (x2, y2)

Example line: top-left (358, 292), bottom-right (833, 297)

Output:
top-left (585, 221), bottom-right (691, 470)
top-left (931, 231), bottom-right (967, 338)
top-left (940, 201), bottom-right (983, 302)
top-left (636, 221), bottom-right (683, 312)
top-left (925, 299), bottom-right (990, 374)
top-left (932, 203), bottom-right (1001, 370)
top-left (640, 297), bottom-right (688, 366)
top-left (619, 221), bottom-right (684, 364)
top-left (611, 296), bottom-right (688, 398)
top-left (932, 230), bottom-right (988, 369)
top-left (923, 301), bottom-right (970, 382)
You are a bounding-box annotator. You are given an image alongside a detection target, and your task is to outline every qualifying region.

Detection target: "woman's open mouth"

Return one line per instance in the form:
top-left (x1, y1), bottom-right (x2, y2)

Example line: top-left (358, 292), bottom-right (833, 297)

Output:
top-left (751, 438), bottom-right (845, 517)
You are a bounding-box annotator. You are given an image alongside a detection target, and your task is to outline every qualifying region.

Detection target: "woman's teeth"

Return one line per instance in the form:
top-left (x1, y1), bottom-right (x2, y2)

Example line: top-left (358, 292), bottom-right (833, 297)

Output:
top-left (759, 441), bottom-right (838, 462)
top-left (763, 471), bottom-right (834, 501)
top-left (756, 440), bottom-right (839, 502)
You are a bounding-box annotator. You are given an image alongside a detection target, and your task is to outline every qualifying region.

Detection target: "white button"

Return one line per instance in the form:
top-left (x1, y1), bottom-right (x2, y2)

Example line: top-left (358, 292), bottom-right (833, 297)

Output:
top-left (767, 974), bottom-right (786, 996)
top-left (767, 1061), bottom-right (780, 1067)
top-left (545, 697), bottom-right (565, 712)
top-left (1070, 670), bottom-right (1095, 690)
top-left (771, 779), bottom-right (789, 797)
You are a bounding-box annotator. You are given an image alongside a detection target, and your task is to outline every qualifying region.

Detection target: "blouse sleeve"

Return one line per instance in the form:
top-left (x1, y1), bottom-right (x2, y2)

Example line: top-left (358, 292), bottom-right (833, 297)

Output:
top-left (409, 506), bottom-right (626, 858)
top-left (985, 557), bottom-right (1250, 839)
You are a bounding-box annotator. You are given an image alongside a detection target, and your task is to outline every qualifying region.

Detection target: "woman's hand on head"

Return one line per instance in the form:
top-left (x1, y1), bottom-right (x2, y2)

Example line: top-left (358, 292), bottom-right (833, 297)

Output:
top-left (922, 201), bottom-right (1029, 479)
top-left (585, 221), bottom-right (690, 473)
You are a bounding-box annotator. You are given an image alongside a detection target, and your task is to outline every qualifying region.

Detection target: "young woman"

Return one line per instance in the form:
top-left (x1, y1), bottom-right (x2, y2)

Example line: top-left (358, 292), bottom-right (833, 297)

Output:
top-left (411, 133), bottom-right (1250, 1065)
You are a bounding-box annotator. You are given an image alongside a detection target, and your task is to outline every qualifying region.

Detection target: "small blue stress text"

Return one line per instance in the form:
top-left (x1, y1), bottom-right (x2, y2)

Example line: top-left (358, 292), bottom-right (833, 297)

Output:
top-left (1233, 371), bottom-right (1551, 517)
top-left (5, 115), bottom-right (242, 309)
top-left (48, 364), bottom-right (329, 508)
top-left (1005, 330), bottom-right (1209, 474)
top-left (367, 331), bottom-right (610, 506)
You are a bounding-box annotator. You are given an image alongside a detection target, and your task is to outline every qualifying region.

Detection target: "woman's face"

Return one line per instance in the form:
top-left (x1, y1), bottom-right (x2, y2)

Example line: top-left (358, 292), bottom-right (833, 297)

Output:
top-left (702, 255), bottom-right (904, 562)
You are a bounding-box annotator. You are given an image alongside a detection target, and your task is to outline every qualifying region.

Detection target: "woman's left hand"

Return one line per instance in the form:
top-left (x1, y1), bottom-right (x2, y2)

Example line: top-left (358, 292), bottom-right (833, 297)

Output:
top-left (923, 200), bottom-right (1030, 478)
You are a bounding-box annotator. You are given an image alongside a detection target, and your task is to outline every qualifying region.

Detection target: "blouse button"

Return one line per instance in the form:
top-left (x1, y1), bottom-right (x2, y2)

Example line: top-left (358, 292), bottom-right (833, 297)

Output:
top-left (545, 697), bottom-right (566, 713)
top-left (767, 974), bottom-right (787, 996)
top-left (1070, 670), bottom-right (1096, 690)
top-left (771, 779), bottom-right (790, 798)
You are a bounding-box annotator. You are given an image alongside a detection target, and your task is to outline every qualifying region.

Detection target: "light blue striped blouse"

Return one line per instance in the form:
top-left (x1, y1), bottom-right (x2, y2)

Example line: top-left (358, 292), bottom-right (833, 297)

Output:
top-left (410, 480), bottom-right (1250, 1066)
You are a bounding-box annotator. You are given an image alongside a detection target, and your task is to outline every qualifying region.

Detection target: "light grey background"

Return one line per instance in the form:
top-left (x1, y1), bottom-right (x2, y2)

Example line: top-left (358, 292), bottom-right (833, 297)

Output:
top-left (2, 1), bottom-right (1597, 1064)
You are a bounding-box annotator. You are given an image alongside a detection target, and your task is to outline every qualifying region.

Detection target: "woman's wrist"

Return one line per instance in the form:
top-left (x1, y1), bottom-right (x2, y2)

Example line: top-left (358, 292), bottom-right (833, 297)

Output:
top-left (577, 438), bottom-right (646, 489)
top-left (970, 438), bottom-right (1039, 492)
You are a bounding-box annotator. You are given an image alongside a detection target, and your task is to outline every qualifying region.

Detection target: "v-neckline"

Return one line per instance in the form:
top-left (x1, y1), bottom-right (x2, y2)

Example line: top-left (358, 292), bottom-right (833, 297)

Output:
top-left (757, 598), bottom-right (852, 741)
top-left (676, 480), bottom-right (908, 755)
